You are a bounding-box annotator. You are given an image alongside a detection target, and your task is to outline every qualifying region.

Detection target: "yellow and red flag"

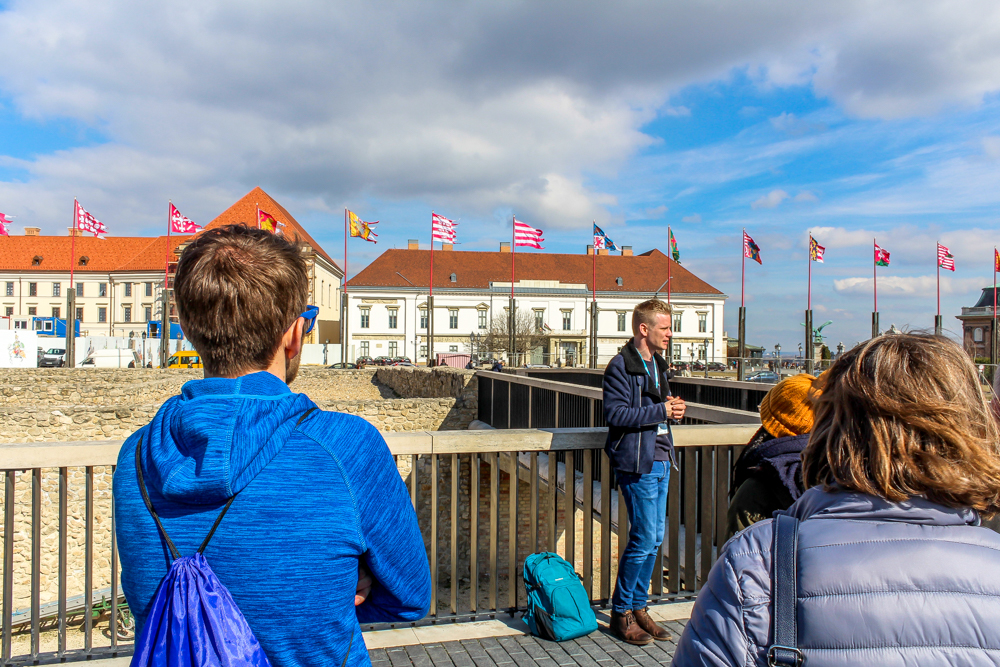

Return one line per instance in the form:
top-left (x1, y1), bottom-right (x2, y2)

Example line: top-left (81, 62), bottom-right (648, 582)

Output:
top-left (349, 210), bottom-right (378, 243)
top-left (257, 208), bottom-right (284, 234)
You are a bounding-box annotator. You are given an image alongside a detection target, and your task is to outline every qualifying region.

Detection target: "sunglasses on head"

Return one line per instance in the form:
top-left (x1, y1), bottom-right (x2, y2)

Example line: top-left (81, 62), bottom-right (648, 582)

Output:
top-left (299, 305), bottom-right (319, 335)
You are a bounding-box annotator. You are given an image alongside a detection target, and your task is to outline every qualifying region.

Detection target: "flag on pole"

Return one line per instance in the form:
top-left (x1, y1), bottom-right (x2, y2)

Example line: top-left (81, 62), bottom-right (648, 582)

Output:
top-left (75, 201), bottom-right (107, 238)
top-left (994, 247), bottom-right (999, 272)
top-left (258, 209), bottom-right (285, 234)
top-left (431, 212), bottom-right (457, 243)
top-left (513, 218), bottom-right (544, 249)
top-left (593, 223), bottom-right (618, 251)
top-left (169, 203), bottom-right (202, 234)
top-left (809, 235), bottom-right (825, 263)
top-left (937, 243), bottom-right (955, 271)
top-left (0, 212), bottom-right (11, 237)
top-left (743, 231), bottom-right (761, 264)
top-left (669, 229), bottom-right (680, 262)
top-left (875, 243), bottom-right (890, 266)
top-left (348, 210), bottom-right (379, 243)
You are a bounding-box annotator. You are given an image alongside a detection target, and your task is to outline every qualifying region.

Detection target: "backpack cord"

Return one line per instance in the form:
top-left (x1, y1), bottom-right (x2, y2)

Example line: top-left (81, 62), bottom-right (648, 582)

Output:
top-left (134, 406), bottom-right (319, 561)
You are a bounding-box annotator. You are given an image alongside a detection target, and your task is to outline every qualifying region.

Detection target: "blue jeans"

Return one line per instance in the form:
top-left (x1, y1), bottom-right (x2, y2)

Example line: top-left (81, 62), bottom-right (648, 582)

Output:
top-left (611, 460), bottom-right (669, 613)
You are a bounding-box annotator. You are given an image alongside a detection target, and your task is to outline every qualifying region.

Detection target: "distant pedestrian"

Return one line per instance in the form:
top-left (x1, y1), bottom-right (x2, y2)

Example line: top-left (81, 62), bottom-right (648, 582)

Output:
top-left (492, 359), bottom-right (503, 372)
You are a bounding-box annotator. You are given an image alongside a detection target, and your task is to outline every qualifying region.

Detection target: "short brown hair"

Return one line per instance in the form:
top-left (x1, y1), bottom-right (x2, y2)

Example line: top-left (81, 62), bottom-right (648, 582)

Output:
top-left (632, 299), bottom-right (672, 335)
top-left (174, 224), bottom-right (309, 377)
top-left (802, 333), bottom-right (1000, 513)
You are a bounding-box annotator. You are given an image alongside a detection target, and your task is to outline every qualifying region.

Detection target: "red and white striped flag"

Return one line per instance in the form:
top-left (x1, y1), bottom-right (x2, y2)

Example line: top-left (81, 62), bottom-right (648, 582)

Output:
top-left (169, 203), bottom-right (202, 234)
top-left (809, 235), bottom-right (825, 263)
top-left (513, 217), bottom-right (544, 249)
top-left (937, 243), bottom-right (955, 271)
top-left (75, 200), bottom-right (107, 239)
top-left (0, 212), bottom-right (11, 237)
top-left (431, 212), bottom-right (456, 243)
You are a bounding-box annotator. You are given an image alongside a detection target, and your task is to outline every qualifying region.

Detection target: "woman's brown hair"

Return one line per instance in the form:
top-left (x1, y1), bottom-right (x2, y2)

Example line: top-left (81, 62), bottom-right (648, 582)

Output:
top-left (802, 333), bottom-right (1000, 513)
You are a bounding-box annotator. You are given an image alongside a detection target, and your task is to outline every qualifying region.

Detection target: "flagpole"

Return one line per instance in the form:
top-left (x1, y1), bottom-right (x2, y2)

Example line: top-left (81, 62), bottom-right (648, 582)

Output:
top-left (429, 213), bottom-right (435, 366)
top-left (591, 227), bottom-right (597, 369)
top-left (342, 209), bottom-right (348, 365)
top-left (872, 237), bottom-right (878, 339)
top-left (805, 234), bottom-right (813, 375)
top-left (510, 215), bottom-right (516, 366)
top-left (738, 228), bottom-right (746, 381)
top-left (667, 226), bottom-right (672, 307)
top-left (935, 241), bottom-right (942, 335)
top-left (66, 199), bottom-right (79, 368)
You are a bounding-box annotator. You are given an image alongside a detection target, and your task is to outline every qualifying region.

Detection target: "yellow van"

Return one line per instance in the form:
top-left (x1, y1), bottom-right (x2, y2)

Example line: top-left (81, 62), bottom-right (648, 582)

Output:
top-left (166, 351), bottom-right (203, 369)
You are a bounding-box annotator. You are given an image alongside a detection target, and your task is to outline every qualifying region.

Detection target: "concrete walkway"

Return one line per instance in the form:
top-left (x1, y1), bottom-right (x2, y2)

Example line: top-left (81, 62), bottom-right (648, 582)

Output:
top-left (40, 603), bottom-right (693, 667)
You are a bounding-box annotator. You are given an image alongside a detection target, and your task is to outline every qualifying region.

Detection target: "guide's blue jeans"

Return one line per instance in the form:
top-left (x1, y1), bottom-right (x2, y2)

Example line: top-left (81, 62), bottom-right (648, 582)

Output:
top-left (611, 460), bottom-right (669, 613)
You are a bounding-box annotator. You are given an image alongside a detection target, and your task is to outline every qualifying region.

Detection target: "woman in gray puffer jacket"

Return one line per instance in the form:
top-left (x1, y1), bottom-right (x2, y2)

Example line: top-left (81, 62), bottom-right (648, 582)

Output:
top-left (673, 333), bottom-right (1000, 666)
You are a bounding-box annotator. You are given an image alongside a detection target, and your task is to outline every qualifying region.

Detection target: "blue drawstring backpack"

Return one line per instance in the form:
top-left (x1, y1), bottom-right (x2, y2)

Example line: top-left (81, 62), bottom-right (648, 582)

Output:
top-left (522, 552), bottom-right (598, 642)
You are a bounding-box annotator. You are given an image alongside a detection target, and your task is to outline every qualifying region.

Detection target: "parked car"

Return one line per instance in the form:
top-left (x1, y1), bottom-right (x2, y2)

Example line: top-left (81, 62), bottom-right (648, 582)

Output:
top-left (390, 356), bottom-right (412, 364)
top-left (392, 361), bottom-right (416, 367)
top-left (372, 356), bottom-right (393, 366)
top-left (745, 370), bottom-right (781, 383)
top-left (165, 350), bottom-right (203, 369)
top-left (80, 349), bottom-right (143, 368)
top-left (327, 362), bottom-right (358, 369)
top-left (356, 356), bottom-right (375, 367)
top-left (39, 348), bottom-right (67, 367)
top-left (707, 361), bottom-right (727, 372)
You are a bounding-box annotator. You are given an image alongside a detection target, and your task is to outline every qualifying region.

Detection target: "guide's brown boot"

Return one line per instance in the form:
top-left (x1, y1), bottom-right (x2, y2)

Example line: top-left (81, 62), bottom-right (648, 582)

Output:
top-left (610, 610), bottom-right (653, 646)
top-left (633, 607), bottom-right (671, 641)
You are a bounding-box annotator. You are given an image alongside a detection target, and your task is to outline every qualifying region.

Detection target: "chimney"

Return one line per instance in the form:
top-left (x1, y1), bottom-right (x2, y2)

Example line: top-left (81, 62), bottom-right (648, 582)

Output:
top-left (442, 243), bottom-right (453, 251)
top-left (587, 244), bottom-right (594, 255)
top-left (67, 228), bottom-right (82, 237)
top-left (500, 242), bottom-right (511, 253)
top-left (622, 246), bottom-right (633, 256)
top-left (598, 248), bottom-right (609, 256)
top-left (24, 227), bottom-right (40, 236)
top-left (407, 239), bottom-right (419, 250)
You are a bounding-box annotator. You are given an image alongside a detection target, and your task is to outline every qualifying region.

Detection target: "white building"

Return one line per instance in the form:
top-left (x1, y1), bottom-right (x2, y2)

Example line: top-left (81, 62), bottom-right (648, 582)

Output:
top-left (345, 241), bottom-right (726, 366)
top-left (0, 187), bottom-right (343, 345)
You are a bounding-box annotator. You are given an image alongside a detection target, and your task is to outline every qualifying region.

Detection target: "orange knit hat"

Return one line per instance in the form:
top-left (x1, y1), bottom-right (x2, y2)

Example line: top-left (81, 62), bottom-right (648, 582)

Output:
top-left (759, 373), bottom-right (819, 438)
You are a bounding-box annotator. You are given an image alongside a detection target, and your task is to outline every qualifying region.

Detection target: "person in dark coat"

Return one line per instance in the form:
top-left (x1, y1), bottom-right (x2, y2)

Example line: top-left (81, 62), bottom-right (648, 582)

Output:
top-left (726, 373), bottom-right (818, 538)
top-left (674, 334), bottom-right (1000, 666)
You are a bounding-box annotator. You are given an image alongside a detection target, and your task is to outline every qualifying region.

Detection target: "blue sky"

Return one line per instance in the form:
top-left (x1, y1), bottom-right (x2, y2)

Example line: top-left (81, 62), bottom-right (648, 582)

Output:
top-left (1, 2), bottom-right (1000, 351)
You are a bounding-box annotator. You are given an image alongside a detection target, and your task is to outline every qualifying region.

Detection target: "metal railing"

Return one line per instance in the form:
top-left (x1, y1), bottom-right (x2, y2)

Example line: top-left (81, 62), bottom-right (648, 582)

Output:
top-left (1, 425), bottom-right (757, 664)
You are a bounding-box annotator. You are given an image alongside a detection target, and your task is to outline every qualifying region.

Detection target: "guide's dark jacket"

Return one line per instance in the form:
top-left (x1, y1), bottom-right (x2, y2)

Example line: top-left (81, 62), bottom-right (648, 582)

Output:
top-left (603, 339), bottom-right (673, 474)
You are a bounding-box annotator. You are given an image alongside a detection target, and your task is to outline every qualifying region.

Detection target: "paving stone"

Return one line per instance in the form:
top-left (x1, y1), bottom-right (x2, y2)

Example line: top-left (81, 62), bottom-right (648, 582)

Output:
top-left (405, 644), bottom-right (436, 667)
top-left (426, 645), bottom-right (456, 667)
top-left (461, 641), bottom-right (489, 659)
top-left (485, 647), bottom-right (515, 665)
top-left (388, 648), bottom-right (416, 667)
top-left (370, 649), bottom-right (390, 663)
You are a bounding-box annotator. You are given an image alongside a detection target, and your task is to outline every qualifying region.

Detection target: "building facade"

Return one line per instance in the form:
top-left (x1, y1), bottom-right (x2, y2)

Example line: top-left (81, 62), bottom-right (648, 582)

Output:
top-left (956, 286), bottom-right (998, 361)
top-left (0, 187), bottom-right (342, 344)
top-left (345, 241), bottom-right (726, 366)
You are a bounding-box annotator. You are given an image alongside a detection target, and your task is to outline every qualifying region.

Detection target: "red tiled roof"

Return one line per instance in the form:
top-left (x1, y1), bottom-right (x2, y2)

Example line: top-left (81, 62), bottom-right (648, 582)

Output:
top-left (347, 248), bottom-right (723, 295)
top-left (0, 234), bottom-right (192, 273)
top-left (203, 186), bottom-right (340, 270)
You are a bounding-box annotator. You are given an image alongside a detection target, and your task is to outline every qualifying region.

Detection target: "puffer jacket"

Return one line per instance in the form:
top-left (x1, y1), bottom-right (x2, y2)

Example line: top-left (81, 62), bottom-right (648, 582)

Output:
top-left (673, 487), bottom-right (1000, 666)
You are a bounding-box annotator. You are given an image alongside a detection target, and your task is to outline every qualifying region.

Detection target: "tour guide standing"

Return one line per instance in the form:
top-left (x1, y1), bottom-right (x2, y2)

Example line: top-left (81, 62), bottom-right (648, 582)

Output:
top-left (603, 299), bottom-right (686, 645)
top-left (113, 225), bottom-right (430, 667)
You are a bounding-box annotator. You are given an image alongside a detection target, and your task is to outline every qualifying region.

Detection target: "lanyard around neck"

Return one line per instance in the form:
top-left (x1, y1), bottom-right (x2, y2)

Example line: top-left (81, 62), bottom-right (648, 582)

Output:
top-left (643, 355), bottom-right (659, 392)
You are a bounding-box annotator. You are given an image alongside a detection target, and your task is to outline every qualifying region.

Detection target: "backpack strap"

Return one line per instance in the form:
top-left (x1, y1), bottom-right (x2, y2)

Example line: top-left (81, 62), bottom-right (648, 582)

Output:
top-left (767, 513), bottom-right (803, 666)
top-left (135, 407), bottom-right (319, 559)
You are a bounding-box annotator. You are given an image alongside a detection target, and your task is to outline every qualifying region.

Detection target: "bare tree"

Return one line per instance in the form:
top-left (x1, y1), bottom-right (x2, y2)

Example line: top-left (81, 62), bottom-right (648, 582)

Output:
top-left (483, 308), bottom-right (547, 364)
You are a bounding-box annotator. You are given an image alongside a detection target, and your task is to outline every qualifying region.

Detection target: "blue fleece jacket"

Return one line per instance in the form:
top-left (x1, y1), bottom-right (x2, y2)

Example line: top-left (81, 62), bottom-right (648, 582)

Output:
top-left (113, 372), bottom-right (430, 667)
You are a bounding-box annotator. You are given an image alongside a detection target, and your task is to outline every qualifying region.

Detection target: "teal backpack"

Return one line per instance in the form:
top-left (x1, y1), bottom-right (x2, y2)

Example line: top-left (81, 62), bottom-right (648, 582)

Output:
top-left (522, 552), bottom-right (598, 641)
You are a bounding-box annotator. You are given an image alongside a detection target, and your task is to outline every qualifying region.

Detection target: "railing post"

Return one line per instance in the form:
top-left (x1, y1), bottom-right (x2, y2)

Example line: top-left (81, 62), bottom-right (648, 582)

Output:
top-left (2, 471), bottom-right (13, 665)
top-left (84, 466), bottom-right (94, 655)
top-left (58, 467), bottom-right (67, 657)
top-left (489, 453), bottom-right (499, 612)
top-left (583, 452), bottom-right (593, 599)
top-left (470, 453), bottom-right (479, 613)
top-left (508, 453), bottom-right (519, 612)
top-left (600, 453), bottom-right (612, 601)
top-left (31, 468), bottom-right (41, 660)
top-left (450, 453), bottom-right (459, 616)
top-left (430, 454), bottom-right (438, 617)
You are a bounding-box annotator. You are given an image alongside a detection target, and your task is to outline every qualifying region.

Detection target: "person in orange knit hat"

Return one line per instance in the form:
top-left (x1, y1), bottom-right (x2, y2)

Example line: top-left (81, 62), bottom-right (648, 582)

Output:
top-left (726, 373), bottom-right (820, 538)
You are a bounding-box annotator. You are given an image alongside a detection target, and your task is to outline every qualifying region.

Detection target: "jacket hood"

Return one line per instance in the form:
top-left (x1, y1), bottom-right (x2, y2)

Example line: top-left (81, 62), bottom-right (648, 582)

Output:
top-left (784, 487), bottom-right (980, 527)
top-left (137, 371), bottom-right (315, 505)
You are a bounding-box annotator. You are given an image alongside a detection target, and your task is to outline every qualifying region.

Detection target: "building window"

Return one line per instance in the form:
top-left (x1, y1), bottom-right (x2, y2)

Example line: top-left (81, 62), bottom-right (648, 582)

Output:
top-left (974, 327), bottom-right (984, 342)
top-left (360, 341), bottom-right (369, 357)
top-left (388, 307), bottom-right (398, 329)
top-left (76, 283), bottom-right (84, 297)
top-left (617, 312), bottom-right (626, 332)
top-left (52, 283), bottom-right (61, 297)
top-left (4, 306), bottom-right (12, 316)
top-left (145, 306), bottom-right (152, 322)
top-left (450, 345), bottom-right (458, 352)
top-left (419, 344), bottom-right (427, 359)
top-left (27, 307), bottom-right (36, 316)
top-left (672, 313), bottom-right (682, 333)
top-left (124, 306), bottom-right (132, 323)
top-left (51, 307), bottom-right (60, 319)
top-left (359, 307), bottom-right (370, 328)
top-left (672, 343), bottom-right (681, 360)
top-left (99, 283), bottom-right (107, 297)
top-left (388, 341), bottom-right (398, 356)
top-left (4, 282), bottom-right (12, 296)
top-left (534, 310), bottom-right (544, 331)
top-left (698, 346), bottom-right (706, 360)
top-left (478, 310), bottom-right (487, 329)
top-left (449, 309), bottom-right (458, 329)
top-left (320, 280), bottom-right (324, 306)
top-left (28, 282), bottom-right (37, 297)
top-left (76, 307), bottom-right (84, 321)
top-left (98, 307), bottom-right (106, 323)
top-left (124, 283), bottom-right (132, 297)
top-left (562, 311), bottom-right (571, 331)
top-left (420, 308), bottom-right (428, 329)
top-left (145, 282), bottom-right (153, 297)
top-left (698, 313), bottom-right (707, 333)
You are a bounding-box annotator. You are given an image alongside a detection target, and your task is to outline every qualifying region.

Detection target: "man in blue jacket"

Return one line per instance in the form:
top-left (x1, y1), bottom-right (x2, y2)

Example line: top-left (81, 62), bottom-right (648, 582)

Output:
top-left (113, 225), bottom-right (430, 667)
top-left (603, 299), bottom-right (685, 645)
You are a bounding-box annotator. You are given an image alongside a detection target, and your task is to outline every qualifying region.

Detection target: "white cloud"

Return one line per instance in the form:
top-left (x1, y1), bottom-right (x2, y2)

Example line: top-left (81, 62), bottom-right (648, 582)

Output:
top-left (833, 275), bottom-right (984, 297)
top-left (752, 189), bottom-right (789, 209)
top-left (794, 190), bottom-right (819, 202)
top-left (682, 214), bottom-right (702, 223)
